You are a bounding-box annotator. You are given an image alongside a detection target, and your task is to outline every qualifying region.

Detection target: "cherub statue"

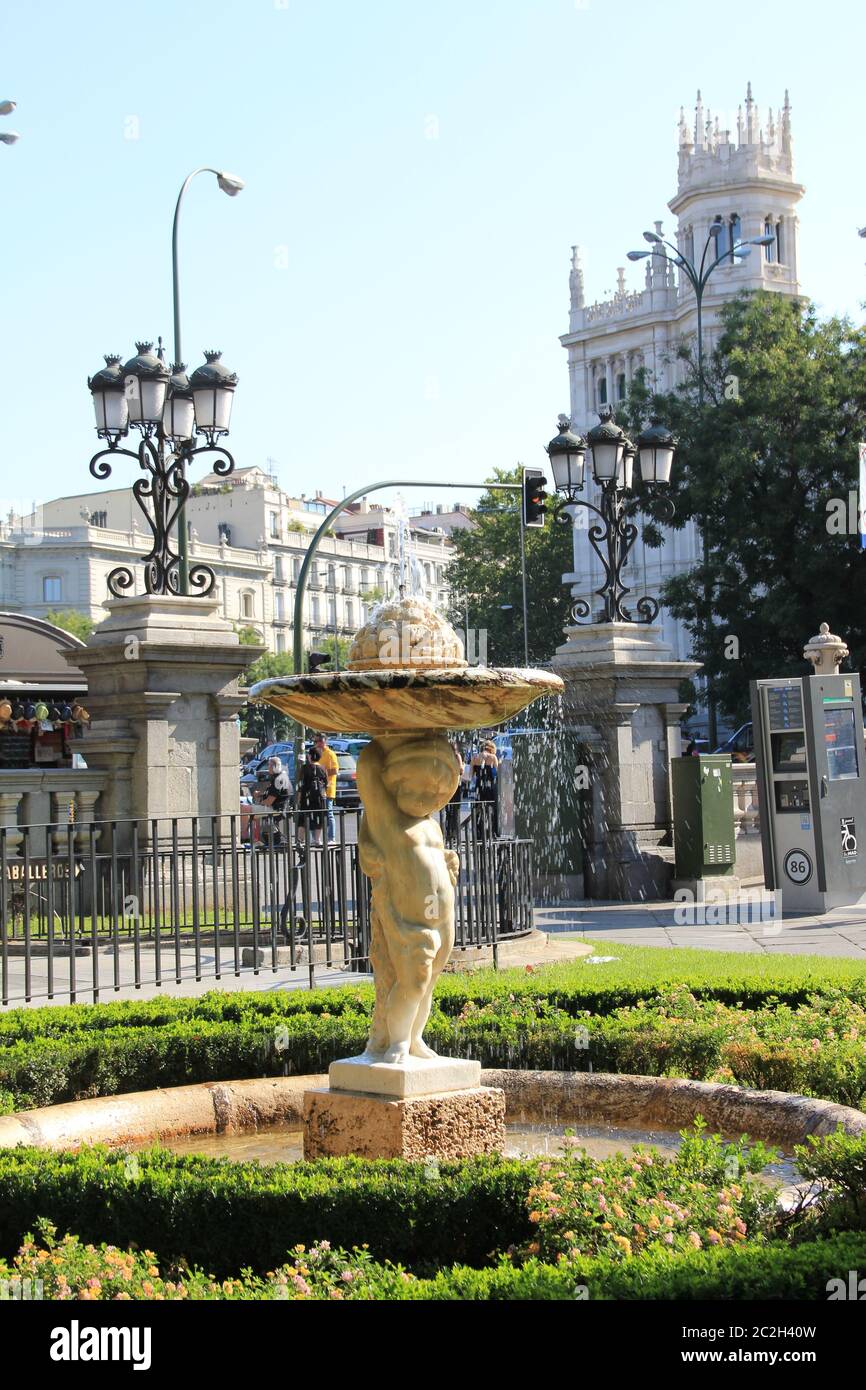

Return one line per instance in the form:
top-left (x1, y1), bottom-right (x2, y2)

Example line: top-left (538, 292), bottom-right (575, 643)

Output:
top-left (356, 735), bottom-right (462, 1064)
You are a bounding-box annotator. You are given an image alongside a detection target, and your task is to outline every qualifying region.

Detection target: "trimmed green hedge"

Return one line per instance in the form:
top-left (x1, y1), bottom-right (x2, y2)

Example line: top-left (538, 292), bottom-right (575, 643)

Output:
top-left (3, 990), bottom-right (866, 1111)
top-left (419, 1232), bottom-right (866, 1301)
top-left (0, 1147), bottom-right (533, 1275)
top-left (2, 1134), bottom-right (866, 1299)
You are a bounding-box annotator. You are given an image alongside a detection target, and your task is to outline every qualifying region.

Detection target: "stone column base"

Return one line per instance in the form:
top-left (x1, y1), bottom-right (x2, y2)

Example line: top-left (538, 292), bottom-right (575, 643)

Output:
top-left (302, 1085), bottom-right (505, 1160)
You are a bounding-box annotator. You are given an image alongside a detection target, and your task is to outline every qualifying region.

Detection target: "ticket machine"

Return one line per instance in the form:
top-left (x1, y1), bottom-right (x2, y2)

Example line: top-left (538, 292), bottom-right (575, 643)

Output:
top-left (751, 672), bottom-right (866, 913)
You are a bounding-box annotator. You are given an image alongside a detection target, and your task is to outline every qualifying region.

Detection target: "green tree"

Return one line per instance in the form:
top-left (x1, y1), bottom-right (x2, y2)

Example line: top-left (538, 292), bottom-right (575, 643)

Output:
top-left (44, 609), bottom-right (94, 641)
top-left (240, 652), bottom-right (298, 743)
top-left (446, 467), bottom-right (574, 665)
top-left (313, 634), bottom-right (353, 670)
top-left (633, 292), bottom-right (866, 720)
top-left (234, 625), bottom-right (263, 646)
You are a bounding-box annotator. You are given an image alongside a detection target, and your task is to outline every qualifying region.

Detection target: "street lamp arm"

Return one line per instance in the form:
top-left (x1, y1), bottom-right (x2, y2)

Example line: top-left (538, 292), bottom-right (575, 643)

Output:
top-left (658, 241), bottom-right (699, 293)
top-left (172, 167), bottom-right (223, 364)
top-left (292, 478), bottom-right (520, 678)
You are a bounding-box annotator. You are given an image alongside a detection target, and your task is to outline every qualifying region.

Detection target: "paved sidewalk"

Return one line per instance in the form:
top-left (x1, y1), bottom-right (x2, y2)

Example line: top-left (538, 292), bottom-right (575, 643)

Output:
top-left (535, 900), bottom-right (866, 958)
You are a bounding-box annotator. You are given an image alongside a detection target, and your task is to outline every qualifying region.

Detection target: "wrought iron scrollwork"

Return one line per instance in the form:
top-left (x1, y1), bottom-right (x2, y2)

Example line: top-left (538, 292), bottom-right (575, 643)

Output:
top-left (562, 482), bottom-right (676, 625)
top-left (89, 436), bottom-right (234, 598)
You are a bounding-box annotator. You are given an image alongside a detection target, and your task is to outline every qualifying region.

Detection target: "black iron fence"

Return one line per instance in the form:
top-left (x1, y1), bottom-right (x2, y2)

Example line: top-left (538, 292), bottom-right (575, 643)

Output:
top-left (0, 805), bottom-right (533, 1006)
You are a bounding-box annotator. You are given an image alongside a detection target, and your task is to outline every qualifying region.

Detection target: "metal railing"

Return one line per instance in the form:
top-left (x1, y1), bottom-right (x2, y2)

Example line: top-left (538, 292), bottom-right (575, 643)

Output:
top-left (0, 805), bottom-right (533, 1006)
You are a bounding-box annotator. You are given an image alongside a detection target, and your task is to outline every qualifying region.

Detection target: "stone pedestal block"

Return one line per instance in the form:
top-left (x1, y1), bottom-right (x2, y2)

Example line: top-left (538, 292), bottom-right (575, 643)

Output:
top-left (551, 622), bottom-right (702, 901)
top-left (302, 1085), bottom-right (505, 1160)
top-left (64, 595), bottom-right (263, 845)
top-left (328, 1054), bottom-right (480, 1098)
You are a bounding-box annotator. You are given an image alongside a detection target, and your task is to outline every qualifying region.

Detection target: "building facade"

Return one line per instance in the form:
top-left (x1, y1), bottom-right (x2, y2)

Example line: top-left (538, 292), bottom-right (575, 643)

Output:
top-left (0, 467), bottom-right (457, 658)
top-left (560, 85), bottom-right (804, 664)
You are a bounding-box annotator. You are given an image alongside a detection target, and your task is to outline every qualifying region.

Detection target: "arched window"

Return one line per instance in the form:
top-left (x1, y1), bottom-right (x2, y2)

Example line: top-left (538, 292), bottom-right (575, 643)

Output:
top-left (327, 563), bottom-right (336, 589)
top-left (714, 216), bottom-right (730, 263)
top-left (275, 592), bottom-right (284, 621)
top-left (617, 372), bottom-right (626, 401)
top-left (775, 218), bottom-right (784, 263)
top-left (240, 590), bottom-right (254, 620)
top-left (311, 596), bottom-right (321, 626)
top-left (274, 554), bottom-right (283, 582)
top-left (346, 600), bottom-right (354, 629)
top-left (292, 556), bottom-right (300, 583)
top-left (764, 218), bottom-right (775, 262)
top-left (597, 375), bottom-right (608, 407)
top-left (275, 632), bottom-right (285, 654)
top-left (729, 213), bottom-right (741, 255)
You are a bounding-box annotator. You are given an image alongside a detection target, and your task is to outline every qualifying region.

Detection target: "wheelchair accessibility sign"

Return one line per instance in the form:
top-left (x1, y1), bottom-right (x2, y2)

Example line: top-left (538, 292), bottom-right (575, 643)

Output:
top-left (840, 816), bottom-right (858, 859)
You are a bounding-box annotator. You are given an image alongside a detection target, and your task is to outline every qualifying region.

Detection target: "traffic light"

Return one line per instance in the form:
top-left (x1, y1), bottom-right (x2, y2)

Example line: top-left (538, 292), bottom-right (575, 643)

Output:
top-left (308, 650), bottom-right (332, 674)
top-left (522, 466), bottom-right (548, 528)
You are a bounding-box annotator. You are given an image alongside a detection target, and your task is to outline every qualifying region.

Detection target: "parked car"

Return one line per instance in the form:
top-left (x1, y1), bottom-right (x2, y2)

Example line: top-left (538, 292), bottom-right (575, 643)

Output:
top-left (329, 736), bottom-right (371, 761)
top-left (335, 752), bottom-right (361, 808)
top-left (714, 722), bottom-right (754, 763)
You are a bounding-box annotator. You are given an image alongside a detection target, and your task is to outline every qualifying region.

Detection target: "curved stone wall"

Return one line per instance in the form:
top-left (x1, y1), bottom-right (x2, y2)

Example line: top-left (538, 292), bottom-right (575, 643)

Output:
top-left (0, 1069), bottom-right (862, 1152)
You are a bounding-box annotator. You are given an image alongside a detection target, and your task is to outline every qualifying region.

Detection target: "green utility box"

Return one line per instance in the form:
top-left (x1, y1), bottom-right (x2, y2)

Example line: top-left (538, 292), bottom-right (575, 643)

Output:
top-left (671, 755), bottom-right (736, 879)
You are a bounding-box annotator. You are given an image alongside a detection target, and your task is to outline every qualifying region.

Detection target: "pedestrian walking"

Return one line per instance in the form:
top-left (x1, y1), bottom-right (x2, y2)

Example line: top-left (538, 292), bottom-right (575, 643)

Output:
top-left (313, 733), bottom-right (339, 841)
top-left (297, 748), bottom-right (328, 847)
top-left (471, 739), bottom-right (499, 838)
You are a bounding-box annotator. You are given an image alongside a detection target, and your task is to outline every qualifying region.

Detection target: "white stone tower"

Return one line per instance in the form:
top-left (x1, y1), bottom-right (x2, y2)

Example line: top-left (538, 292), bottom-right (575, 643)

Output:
top-left (559, 86), bottom-right (805, 680)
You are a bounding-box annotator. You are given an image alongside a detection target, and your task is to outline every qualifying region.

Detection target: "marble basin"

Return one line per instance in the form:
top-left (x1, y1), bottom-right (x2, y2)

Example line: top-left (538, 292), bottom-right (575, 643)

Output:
top-left (249, 665), bottom-right (563, 735)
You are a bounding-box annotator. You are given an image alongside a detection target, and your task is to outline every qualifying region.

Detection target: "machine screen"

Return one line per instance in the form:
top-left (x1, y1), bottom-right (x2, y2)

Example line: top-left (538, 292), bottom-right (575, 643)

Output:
top-left (772, 732), bottom-right (807, 774)
top-left (775, 781), bottom-right (810, 813)
top-left (824, 706), bottom-right (859, 781)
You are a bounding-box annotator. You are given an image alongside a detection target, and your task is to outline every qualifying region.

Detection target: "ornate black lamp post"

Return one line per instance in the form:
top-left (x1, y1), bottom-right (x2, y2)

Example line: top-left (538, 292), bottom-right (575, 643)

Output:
top-left (87, 341), bottom-right (237, 597)
top-left (547, 410), bottom-right (675, 625)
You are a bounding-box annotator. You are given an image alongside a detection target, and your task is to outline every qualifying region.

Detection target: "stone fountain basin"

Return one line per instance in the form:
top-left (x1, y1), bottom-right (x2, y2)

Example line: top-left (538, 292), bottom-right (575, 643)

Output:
top-left (249, 667), bottom-right (564, 736)
top-left (1, 1071), bottom-right (862, 1153)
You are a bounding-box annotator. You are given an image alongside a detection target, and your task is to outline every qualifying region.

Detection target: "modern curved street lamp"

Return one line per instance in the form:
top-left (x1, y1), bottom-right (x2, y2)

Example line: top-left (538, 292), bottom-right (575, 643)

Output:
top-left (1, 97), bottom-right (19, 144)
top-left (172, 168), bottom-right (245, 593)
top-left (627, 219), bottom-right (774, 744)
top-left (627, 219), bottom-right (774, 405)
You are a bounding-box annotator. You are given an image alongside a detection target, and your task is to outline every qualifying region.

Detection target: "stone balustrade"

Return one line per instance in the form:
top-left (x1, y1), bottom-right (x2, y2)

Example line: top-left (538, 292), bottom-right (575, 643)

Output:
top-left (731, 764), bottom-right (764, 881)
top-left (0, 770), bottom-right (106, 858)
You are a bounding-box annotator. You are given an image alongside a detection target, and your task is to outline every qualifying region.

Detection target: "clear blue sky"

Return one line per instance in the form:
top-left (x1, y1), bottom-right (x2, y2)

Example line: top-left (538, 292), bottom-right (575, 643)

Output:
top-left (3, 0), bottom-right (865, 519)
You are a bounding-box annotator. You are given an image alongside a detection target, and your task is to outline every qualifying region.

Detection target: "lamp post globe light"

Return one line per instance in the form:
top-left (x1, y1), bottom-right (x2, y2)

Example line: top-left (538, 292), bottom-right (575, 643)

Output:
top-left (84, 167), bottom-right (243, 599)
top-left (87, 339), bottom-right (238, 597)
top-left (547, 409), bottom-right (676, 625)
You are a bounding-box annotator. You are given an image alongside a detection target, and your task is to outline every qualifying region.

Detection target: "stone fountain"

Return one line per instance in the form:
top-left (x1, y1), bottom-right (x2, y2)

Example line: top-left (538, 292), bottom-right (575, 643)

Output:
top-left (250, 594), bottom-right (563, 1159)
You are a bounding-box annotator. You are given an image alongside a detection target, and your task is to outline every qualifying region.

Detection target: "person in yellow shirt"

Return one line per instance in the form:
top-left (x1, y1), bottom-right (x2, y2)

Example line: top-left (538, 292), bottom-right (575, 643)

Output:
top-left (313, 734), bottom-right (339, 841)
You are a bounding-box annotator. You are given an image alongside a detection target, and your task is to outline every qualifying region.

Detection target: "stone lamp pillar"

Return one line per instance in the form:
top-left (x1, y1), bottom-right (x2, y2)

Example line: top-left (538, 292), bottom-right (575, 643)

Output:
top-left (65, 595), bottom-right (262, 844)
top-left (551, 622), bottom-right (701, 900)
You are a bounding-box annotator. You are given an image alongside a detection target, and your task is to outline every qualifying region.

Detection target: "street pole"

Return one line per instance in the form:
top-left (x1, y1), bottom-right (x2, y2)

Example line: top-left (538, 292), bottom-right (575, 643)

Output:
top-left (628, 221), bottom-right (772, 749)
top-left (518, 505), bottom-right (529, 666)
top-left (172, 167), bottom-right (244, 596)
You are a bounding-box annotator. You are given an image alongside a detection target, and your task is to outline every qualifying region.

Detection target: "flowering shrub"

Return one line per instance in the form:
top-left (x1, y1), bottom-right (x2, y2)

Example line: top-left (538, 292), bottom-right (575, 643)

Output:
top-left (519, 1123), bottom-right (778, 1264)
top-left (0, 1220), bottom-right (407, 1301)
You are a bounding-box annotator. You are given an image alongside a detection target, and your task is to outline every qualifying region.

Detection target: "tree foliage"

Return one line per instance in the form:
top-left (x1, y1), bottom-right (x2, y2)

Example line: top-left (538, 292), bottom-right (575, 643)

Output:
top-left (445, 467), bottom-right (574, 666)
top-left (632, 293), bottom-right (866, 720)
top-left (44, 609), bottom-right (94, 642)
